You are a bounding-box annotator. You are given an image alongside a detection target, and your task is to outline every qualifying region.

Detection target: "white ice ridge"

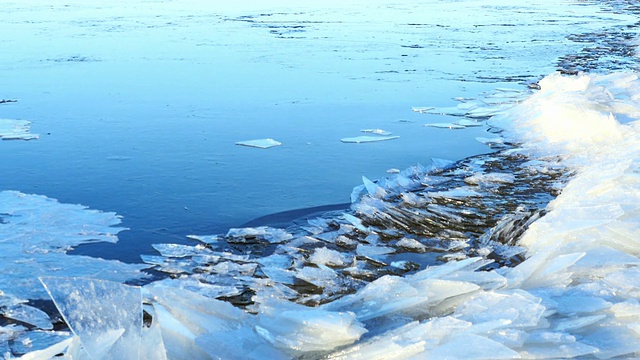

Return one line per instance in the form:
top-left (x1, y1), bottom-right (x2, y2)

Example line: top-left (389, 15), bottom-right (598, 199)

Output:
top-left (0, 119), bottom-right (39, 140)
top-left (18, 71), bottom-right (640, 358)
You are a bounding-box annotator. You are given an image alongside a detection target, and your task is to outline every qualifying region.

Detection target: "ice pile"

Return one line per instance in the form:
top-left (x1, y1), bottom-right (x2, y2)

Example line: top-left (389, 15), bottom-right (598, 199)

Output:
top-left (12, 71), bottom-right (640, 358)
top-left (0, 119), bottom-right (39, 140)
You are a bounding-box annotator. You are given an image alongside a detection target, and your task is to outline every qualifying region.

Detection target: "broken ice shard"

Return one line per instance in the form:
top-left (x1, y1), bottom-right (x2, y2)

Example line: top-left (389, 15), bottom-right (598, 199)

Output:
top-left (235, 138), bottom-right (282, 148)
top-left (39, 277), bottom-right (142, 360)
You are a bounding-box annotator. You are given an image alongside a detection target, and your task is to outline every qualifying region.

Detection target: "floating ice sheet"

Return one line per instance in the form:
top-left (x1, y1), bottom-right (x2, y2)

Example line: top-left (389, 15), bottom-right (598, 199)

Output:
top-left (235, 138), bottom-right (282, 148)
top-left (340, 135), bottom-right (400, 143)
top-left (0, 119), bottom-right (39, 140)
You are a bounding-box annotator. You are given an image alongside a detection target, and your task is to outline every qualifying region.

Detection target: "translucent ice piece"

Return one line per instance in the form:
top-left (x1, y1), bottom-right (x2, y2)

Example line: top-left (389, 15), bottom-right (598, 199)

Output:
top-left (235, 138), bottom-right (282, 148)
top-left (309, 247), bottom-right (352, 267)
top-left (356, 244), bottom-right (395, 258)
top-left (4, 303), bottom-right (53, 330)
top-left (17, 334), bottom-right (73, 360)
top-left (255, 296), bottom-right (366, 354)
top-left (430, 334), bottom-right (520, 360)
top-left (39, 277), bottom-right (142, 360)
top-left (152, 243), bottom-right (207, 258)
top-left (226, 227), bottom-right (293, 244)
top-left (340, 135), bottom-right (400, 143)
top-left (361, 176), bottom-right (387, 199)
top-left (428, 187), bottom-right (482, 199)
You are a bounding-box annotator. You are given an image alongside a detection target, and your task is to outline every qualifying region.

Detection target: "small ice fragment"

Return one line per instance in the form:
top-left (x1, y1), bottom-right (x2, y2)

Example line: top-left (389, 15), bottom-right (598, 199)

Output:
top-left (356, 244), bottom-right (395, 257)
top-left (424, 123), bottom-right (465, 129)
top-left (361, 176), bottom-right (387, 198)
top-left (430, 158), bottom-right (455, 170)
top-left (340, 135), bottom-right (400, 143)
top-left (235, 138), bottom-right (282, 149)
top-left (226, 226), bottom-right (293, 244)
top-left (428, 187), bottom-right (482, 199)
top-left (309, 247), bottom-right (352, 267)
top-left (430, 334), bottom-right (520, 359)
top-left (361, 129), bottom-right (393, 136)
top-left (411, 107), bottom-right (435, 113)
top-left (386, 168), bottom-right (400, 174)
top-left (4, 304), bottom-right (53, 330)
top-left (476, 137), bottom-right (504, 146)
top-left (396, 238), bottom-right (428, 253)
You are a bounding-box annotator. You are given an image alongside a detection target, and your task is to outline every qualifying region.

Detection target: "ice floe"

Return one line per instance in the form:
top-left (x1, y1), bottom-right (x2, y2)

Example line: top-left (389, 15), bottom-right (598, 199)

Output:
top-left (0, 119), bottom-right (39, 140)
top-left (340, 135), bottom-right (400, 143)
top-left (235, 138), bottom-right (282, 148)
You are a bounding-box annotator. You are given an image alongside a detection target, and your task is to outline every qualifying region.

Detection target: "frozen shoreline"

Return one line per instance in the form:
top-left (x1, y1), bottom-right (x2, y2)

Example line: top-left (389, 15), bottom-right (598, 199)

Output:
top-left (3, 0), bottom-right (640, 358)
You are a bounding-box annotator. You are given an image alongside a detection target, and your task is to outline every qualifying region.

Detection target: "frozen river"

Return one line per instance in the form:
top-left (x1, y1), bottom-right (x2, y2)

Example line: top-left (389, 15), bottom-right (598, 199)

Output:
top-left (2, 0), bottom-right (640, 358)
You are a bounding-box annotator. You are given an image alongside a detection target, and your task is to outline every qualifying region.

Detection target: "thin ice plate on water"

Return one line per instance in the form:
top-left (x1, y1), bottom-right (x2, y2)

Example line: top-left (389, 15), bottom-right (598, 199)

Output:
top-left (235, 138), bottom-right (282, 149)
top-left (340, 136), bottom-right (400, 143)
top-left (0, 119), bottom-right (39, 140)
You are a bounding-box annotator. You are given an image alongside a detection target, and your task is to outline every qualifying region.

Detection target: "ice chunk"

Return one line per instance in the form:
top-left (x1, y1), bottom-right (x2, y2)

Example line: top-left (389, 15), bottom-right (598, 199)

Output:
top-left (356, 244), bottom-right (395, 258)
top-left (16, 334), bottom-right (73, 360)
top-left (428, 187), bottom-right (482, 199)
top-left (0, 119), bottom-right (39, 140)
top-left (235, 138), bottom-right (282, 148)
top-left (3, 303), bottom-right (53, 330)
top-left (340, 135), bottom-right (400, 143)
top-left (39, 277), bottom-right (142, 360)
top-left (309, 247), bottom-right (352, 267)
top-left (255, 297), bottom-right (366, 354)
top-left (430, 158), bottom-right (455, 170)
top-left (361, 176), bottom-right (387, 199)
top-left (396, 238), bottom-right (428, 253)
top-left (226, 226), bottom-right (293, 244)
top-left (430, 334), bottom-right (520, 360)
top-left (464, 173), bottom-right (515, 185)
